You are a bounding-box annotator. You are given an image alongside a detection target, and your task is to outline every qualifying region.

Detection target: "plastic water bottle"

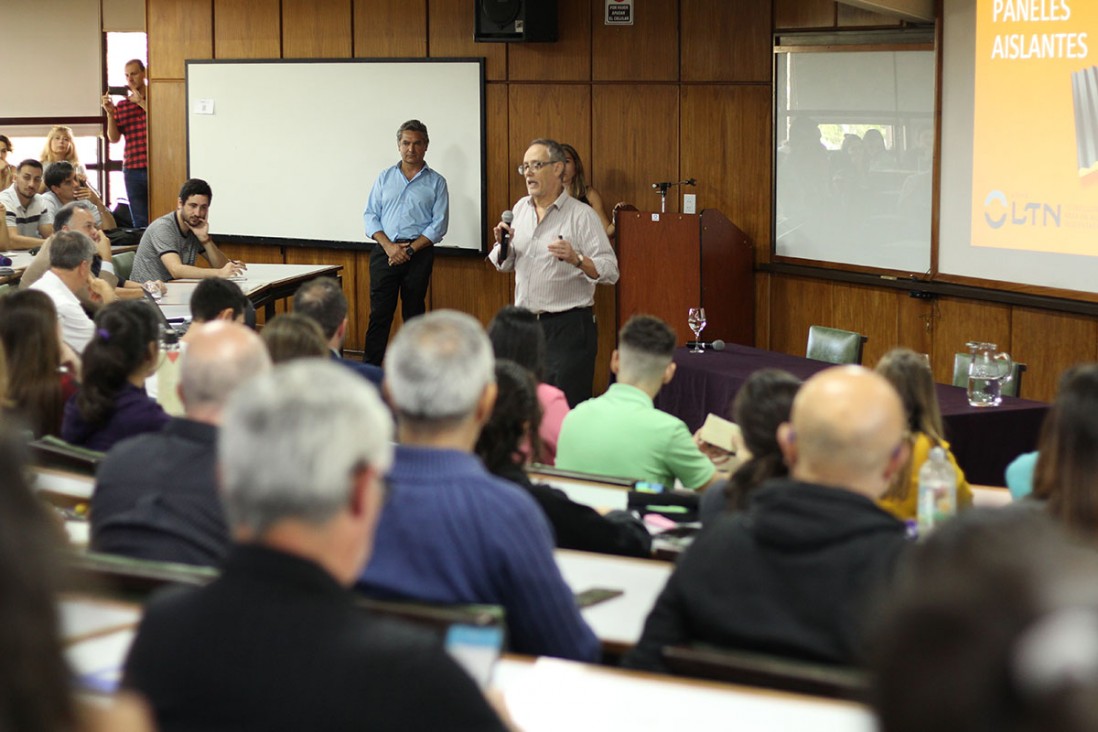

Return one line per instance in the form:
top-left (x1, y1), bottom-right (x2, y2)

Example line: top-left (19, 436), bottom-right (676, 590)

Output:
top-left (917, 446), bottom-right (956, 536)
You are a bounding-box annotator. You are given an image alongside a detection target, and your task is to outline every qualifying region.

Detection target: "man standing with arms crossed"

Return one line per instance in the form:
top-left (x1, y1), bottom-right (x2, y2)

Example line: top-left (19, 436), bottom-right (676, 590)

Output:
top-left (362, 119), bottom-right (449, 366)
top-left (490, 138), bottom-right (619, 407)
top-left (101, 59), bottom-right (149, 227)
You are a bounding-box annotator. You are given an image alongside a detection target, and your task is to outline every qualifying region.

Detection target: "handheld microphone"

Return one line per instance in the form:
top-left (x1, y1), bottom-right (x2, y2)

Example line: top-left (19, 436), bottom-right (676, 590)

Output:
top-left (499, 210), bottom-right (514, 263)
top-left (685, 339), bottom-right (726, 351)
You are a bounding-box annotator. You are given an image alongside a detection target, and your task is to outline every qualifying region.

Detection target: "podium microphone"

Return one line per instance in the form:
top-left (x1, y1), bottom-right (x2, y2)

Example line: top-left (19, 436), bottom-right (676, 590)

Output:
top-left (498, 210), bottom-right (514, 263)
top-left (686, 339), bottom-right (726, 351)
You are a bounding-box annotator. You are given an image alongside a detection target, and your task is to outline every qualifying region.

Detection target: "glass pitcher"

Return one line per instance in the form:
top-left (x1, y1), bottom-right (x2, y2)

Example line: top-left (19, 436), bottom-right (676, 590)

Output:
top-left (966, 342), bottom-right (1013, 408)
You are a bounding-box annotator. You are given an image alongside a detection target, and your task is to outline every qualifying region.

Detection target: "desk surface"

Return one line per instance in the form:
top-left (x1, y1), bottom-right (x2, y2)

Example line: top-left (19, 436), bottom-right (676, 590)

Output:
top-left (157, 263), bottom-right (341, 318)
top-left (555, 549), bottom-right (671, 655)
top-left (497, 655), bottom-right (875, 731)
top-left (655, 344), bottom-right (1049, 485)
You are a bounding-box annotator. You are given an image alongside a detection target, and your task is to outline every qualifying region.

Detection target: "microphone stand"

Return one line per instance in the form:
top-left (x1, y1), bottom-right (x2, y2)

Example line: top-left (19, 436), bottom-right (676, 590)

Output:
top-left (651, 178), bottom-right (697, 213)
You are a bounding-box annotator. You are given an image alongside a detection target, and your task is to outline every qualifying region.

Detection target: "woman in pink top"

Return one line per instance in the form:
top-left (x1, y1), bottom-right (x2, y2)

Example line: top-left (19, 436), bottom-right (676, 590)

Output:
top-left (488, 305), bottom-right (569, 465)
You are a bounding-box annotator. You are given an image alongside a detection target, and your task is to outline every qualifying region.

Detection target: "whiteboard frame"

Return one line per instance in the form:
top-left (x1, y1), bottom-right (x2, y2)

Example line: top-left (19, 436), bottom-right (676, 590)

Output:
top-left (185, 58), bottom-right (487, 255)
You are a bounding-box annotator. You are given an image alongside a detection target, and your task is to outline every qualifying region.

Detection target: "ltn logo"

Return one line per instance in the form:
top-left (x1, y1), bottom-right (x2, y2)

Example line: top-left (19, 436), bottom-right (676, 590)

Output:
top-left (984, 190), bottom-right (1061, 229)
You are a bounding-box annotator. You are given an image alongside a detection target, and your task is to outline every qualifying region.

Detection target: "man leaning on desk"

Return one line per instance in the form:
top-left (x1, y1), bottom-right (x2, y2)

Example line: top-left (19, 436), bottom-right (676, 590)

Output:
top-left (129, 178), bottom-right (246, 283)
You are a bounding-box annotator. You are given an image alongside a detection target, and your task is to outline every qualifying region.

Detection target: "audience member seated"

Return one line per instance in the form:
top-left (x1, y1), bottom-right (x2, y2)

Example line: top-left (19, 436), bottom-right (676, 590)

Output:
top-left (357, 310), bottom-right (599, 662)
top-left (477, 359), bottom-right (652, 558)
top-left (0, 427), bottom-right (154, 732)
top-left (0, 134), bottom-right (14, 190)
top-left (92, 322), bottom-right (271, 566)
top-left (129, 178), bottom-right (244, 283)
top-left (39, 124), bottom-right (87, 183)
top-left (870, 508), bottom-right (1098, 732)
top-left (487, 305), bottom-right (568, 464)
top-left (698, 369), bottom-right (801, 525)
top-left (557, 315), bottom-right (718, 490)
top-left (261, 313), bottom-right (329, 364)
top-left (1030, 364), bottom-right (1098, 541)
top-left (1, 159), bottom-right (49, 249)
top-left (1006, 450), bottom-right (1037, 501)
top-left (0, 290), bottom-right (79, 437)
top-left (624, 366), bottom-right (912, 671)
top-left (875, 348), bottom-right (972, 520)
top-left (293, 277), bottom-right (383, 387)
top-left (40, 161), bottom-right (116, 235)
top-left (62, 300), bottom-right (169, 451)
top-left (28, 230), bottom-right (117, 354)
top-left (123, 361), bottom-right (508, 732)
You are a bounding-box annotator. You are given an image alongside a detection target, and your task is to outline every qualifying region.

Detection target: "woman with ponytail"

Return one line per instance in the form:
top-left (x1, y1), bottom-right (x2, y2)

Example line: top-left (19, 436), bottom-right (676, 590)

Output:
top-left (62, 300), bottom-right (168, 451)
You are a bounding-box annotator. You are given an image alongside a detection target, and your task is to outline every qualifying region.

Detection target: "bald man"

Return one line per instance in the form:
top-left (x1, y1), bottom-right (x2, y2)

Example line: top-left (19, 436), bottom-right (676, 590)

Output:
top-left (625, 366), bottom-right (912, 671)
top-left (91, 321), bottom-right (271, 566)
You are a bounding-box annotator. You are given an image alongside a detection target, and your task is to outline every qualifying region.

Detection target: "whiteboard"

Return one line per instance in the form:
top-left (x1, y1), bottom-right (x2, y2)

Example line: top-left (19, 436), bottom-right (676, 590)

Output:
top-left (185, 59), bottom-right (485, 252)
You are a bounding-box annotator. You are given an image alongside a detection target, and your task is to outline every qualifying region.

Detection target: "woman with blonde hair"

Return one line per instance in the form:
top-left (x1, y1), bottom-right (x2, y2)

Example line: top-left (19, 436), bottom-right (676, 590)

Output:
top-left (875, 347), bottom-right (972, 520)
top-left (39, 125), bottom-right (86, 190)
top-left (0, 134), bottom-right (15, 190)
top-left (560, 143), bottom-right (616, 238)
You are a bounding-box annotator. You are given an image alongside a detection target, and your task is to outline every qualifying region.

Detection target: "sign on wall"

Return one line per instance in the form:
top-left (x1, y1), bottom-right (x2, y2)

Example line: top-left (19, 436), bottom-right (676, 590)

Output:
top-left (605, 0), bottom-right (634, 26)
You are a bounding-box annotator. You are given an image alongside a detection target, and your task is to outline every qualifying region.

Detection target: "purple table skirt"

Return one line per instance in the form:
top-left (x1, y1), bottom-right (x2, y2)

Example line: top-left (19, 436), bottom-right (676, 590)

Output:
top-left (654, 344), bottom-right (1050, 486)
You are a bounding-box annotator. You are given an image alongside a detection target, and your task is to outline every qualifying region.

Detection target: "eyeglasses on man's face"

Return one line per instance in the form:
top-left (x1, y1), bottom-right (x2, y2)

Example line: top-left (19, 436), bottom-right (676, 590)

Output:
top-left (516, 160), bottom-right (559, 176)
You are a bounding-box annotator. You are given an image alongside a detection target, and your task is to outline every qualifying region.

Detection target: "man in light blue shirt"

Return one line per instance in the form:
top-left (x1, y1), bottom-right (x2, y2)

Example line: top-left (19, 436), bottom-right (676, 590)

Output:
top-left (362, 119), bottom-right (449, 365)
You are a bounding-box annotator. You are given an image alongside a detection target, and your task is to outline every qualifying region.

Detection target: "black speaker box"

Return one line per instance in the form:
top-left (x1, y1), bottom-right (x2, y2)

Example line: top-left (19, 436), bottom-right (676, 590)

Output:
top-left (474, 0), bottom-right (558, 43)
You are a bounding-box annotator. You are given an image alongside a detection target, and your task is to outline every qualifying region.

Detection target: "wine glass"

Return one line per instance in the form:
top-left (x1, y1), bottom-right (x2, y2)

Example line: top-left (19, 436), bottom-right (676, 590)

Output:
top-left (687, 307), bottom-right (707, 353)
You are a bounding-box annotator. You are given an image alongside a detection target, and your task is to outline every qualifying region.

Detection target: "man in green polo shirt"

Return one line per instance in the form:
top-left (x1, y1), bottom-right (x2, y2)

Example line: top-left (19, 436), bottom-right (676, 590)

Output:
top-left (556, 315), bottom-right (718, 490)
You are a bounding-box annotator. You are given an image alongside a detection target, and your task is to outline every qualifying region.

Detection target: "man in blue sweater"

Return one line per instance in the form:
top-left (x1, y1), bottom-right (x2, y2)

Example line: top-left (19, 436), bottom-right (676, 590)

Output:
top-left (357, 310), bottom-right (600, 662)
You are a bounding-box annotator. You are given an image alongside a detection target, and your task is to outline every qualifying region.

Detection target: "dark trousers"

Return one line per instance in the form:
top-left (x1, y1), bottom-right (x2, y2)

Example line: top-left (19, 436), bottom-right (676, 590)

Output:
top-left (124, 167), bottom-right (149, 228)
top-left (364, 244), bottom-right (434, 365)
top-left (539, 307), bottom-right (598, 407)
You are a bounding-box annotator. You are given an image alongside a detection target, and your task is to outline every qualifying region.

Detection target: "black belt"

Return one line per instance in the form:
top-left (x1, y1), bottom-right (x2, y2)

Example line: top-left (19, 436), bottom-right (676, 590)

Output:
top-left (535, 306), bottom-right (592, 320)
top-left (393, 238), bottom-right (415, 244)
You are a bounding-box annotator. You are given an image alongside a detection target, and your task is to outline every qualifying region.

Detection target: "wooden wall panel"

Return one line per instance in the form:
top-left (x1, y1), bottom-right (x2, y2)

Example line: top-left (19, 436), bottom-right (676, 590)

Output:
top-left (485, 84), bottom-right (511, 224)
top-left (896, 292), bottom-right (933, 361)
top-left (354, 254), bottom-right (374, 353)
top-left (282, 0), bottom-right (352, 58)
top-left (768, 275), bottom-right (832, 357)
top-left (148, 0), bottom-right (213, 79)
top-left (681, 0), bottom-right (771, 83)
top-left (592, 0), bottom-right (678, 81)
top-left (1011, 308), bottom-right (1098, 403)
top-left (681, 86), bottom-right (772, 252)
top-left (754, 272), bottom-right (771, 349)
top-left (430, 257), bottom-right (512, 326)
top-left (354, 0), bottom-right (427, 58)
top-left (285, 247), bottom-right (363, 343)
top-left (832, 282), bottom-right (898, 366)
top-left (508, 0), bottom-right (590, 81)
top-left (214, 0), bottom-right (280, 59)
top-left (148, 81), bottom-right (187, 219)
top-left (507, 85), bottom-right (591, 205)
top-left (930, 297), bottom-right (1011, 389)
top-left (428, 0), bottom-right (507, 81)
top-left (837, 4), bottom-right (904, 26)
top-left (216, 243), bottom-right (284, 265)
top-left (592, 85), bottom-right (679, 216)
top-left (774, 0), bottom-right (835, 29)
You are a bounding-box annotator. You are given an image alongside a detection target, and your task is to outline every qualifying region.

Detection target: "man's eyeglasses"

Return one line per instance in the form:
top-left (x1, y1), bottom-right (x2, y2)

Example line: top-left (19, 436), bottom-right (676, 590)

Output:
top-left (516, 160), bottom-right (558, 176)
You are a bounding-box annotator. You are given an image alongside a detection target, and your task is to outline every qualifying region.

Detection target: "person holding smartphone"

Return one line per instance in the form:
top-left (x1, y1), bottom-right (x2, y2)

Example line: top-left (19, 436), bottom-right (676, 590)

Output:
top-left (101, 59), bottom-right (149, 227)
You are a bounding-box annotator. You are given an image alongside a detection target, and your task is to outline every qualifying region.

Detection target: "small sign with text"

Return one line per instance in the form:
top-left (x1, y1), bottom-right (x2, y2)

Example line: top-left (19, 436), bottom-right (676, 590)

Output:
top-left (605, 0), bottom-right (634, 26)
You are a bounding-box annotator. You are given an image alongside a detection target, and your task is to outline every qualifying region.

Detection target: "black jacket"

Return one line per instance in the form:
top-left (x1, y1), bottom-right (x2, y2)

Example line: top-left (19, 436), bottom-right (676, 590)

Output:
top-left (624, 478), bottom-right (910, 672)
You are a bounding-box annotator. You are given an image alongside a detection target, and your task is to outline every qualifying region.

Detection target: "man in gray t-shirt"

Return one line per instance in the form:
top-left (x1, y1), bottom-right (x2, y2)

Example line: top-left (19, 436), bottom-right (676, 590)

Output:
top-left (130, 178), bottom-right (246, 283)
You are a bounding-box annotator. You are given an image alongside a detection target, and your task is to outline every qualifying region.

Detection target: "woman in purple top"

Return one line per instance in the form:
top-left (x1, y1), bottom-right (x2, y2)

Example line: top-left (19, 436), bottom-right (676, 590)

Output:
top-left (62, 300), bottom-right (168, 452)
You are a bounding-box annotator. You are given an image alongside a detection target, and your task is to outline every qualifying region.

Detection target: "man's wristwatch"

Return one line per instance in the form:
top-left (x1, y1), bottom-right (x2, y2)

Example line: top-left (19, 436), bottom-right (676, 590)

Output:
top-left (575, 253), bottom-right (585, 268)
top-left (404, 245), bottom-right (415, 258)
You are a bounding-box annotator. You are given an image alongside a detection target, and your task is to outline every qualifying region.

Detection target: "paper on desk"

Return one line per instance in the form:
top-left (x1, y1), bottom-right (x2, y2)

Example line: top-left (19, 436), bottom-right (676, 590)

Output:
top-left (697, 413), bottom-right (741, 453)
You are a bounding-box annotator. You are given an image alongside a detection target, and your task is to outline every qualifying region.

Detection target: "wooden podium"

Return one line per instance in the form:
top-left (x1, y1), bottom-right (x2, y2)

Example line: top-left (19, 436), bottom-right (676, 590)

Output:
top-left (615, 209), bottom-right (753, 347)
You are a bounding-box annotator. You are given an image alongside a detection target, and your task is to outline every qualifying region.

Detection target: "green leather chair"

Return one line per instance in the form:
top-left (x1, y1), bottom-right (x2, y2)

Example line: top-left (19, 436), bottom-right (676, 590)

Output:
top-left (112, 250), bottom-right (136, 282)
top-left (952, 353), bottom-right (1026, 398)
top-left (805, 326), bottom-right (867, 365)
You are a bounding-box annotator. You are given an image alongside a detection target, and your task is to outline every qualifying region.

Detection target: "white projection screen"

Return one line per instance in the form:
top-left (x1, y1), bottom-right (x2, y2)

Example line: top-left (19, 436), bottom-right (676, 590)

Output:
top-left (186, 59), bottom-right (485, 252)
top-left (774, 46), bottom-right (936, 274)
top-left (940, 0), bottom-right (1098, 295)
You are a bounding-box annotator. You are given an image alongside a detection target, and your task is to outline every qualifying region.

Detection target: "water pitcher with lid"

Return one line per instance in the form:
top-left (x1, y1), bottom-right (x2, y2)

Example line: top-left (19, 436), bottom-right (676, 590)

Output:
top-left (966, 342), bottom-right (1013, 407)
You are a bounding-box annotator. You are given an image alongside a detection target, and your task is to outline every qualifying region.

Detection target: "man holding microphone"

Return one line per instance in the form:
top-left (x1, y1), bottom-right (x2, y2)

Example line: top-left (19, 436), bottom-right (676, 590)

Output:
top-left (491, 138), bottom-right (619, 406)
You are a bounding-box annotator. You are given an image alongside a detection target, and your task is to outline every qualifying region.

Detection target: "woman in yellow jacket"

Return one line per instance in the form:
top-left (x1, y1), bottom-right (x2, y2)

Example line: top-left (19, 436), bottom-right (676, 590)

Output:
top-left (875, 348), bottom-right (972, 520)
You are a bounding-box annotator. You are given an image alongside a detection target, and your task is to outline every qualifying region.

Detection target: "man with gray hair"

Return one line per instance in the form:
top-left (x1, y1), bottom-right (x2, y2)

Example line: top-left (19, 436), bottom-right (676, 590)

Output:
top-left (625, 366), bottom-right (912, 671)
top-left (27, 229), bottom-right (116, 353)
top-left (556, 314), bottom-right (719, 490)
top-left (123, 360), bottom-right (507, 731)
top-left (358, 310), bottom-right (600, 662)
top-left (91, 321), bottom-right (271, 566)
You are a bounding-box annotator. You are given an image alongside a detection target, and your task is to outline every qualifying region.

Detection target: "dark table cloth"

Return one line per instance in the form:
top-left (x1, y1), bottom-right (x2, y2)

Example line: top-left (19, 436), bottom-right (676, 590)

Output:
top-left (653, 344), bottom-right (1049, 486)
